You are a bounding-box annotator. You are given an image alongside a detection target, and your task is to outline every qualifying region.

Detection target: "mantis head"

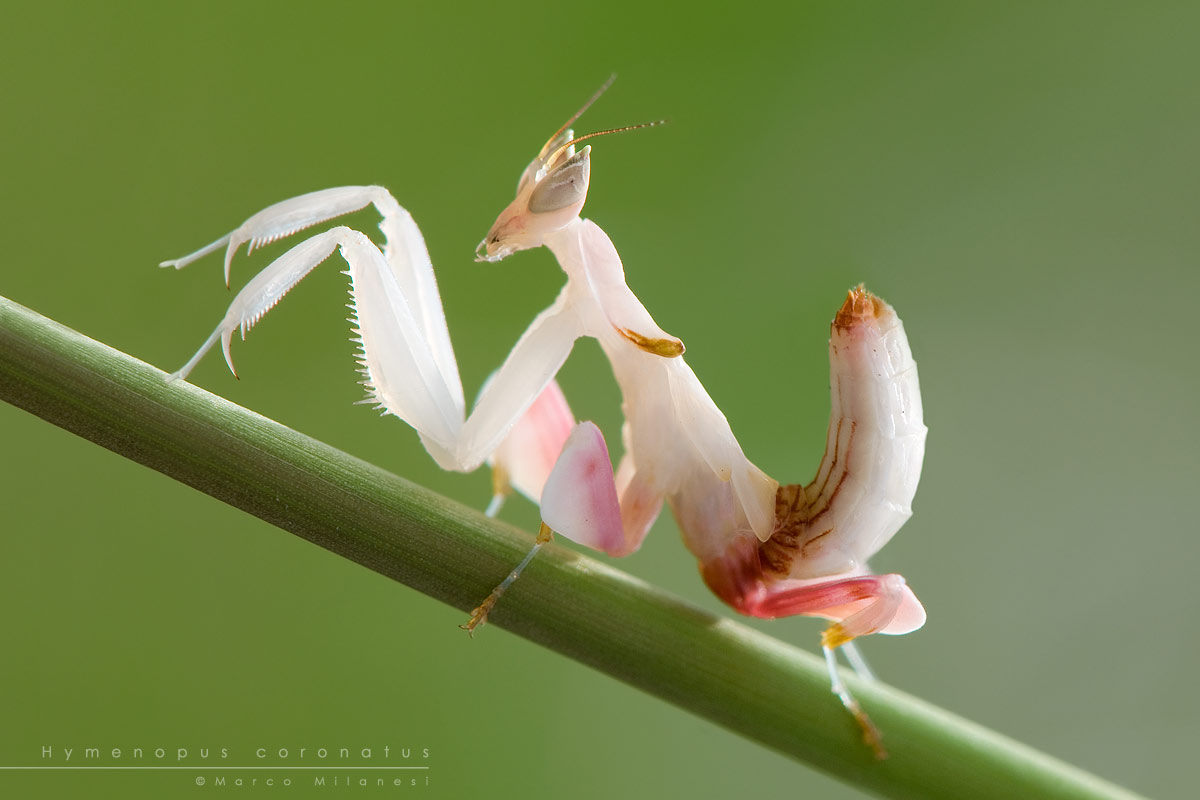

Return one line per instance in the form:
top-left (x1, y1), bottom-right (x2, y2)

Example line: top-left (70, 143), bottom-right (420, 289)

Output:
top-left (475, 77), bottom-right (663, 263)
top-left (475, 132), bottom-right (594, 263)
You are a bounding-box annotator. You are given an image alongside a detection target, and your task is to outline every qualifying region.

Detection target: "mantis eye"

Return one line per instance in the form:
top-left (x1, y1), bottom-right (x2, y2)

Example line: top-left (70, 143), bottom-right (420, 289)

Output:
top-left (528, 147), bottom-right (590, 214)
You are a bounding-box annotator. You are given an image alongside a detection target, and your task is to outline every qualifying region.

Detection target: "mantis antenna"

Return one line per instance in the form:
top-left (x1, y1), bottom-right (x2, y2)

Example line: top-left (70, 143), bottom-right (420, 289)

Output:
top-left (544, 120), bottom-right (668, 170)
top-left (538, 74), bottom-right (667, 169)
top-left (540, 73), bottom-right (619, 159)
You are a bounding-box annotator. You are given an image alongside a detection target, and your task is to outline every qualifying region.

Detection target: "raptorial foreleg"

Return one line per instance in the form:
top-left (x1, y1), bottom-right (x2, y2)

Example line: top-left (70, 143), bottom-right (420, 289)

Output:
top-left (162, 186), bottom-right (397, 285)
top-left (163, 187), bottom-right (588, 474)
top-left (166, 225), bottom-right (466, 460)
top-left (161, 186), bottom-right (464, 412)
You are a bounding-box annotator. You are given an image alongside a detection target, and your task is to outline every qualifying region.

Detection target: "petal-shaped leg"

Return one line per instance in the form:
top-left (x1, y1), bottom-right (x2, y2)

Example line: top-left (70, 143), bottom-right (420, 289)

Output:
top-left (486, 378), bottom-right (576, 514)
top-left (610, 449), bottom-right (665, 557)
top-left (539, 421), bottom-right (624, 554)
top-left (745, 573), bottom-right (924, 639)
top-left (544, 218), bottom-right (777, 542)
top-left (667, 360), bottom-right (778, 541)
top-left (463, 421), bottom-right (623, 633)
top-left (795, 288), bottom-right (928, 575)
top-left (485, 381), bottom-right (664, 556)
top-left (745, 572), bottom-right (925, 759)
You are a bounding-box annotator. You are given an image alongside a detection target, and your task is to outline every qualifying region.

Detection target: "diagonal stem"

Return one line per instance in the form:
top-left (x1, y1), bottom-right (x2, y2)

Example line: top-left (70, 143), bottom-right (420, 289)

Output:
top-left (0, 294), bottom-right (1144, 800)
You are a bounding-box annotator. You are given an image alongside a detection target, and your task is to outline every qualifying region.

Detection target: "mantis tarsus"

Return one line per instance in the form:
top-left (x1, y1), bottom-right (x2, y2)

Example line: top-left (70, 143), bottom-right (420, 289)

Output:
top-left (160, 80), bottom-right (927, 758)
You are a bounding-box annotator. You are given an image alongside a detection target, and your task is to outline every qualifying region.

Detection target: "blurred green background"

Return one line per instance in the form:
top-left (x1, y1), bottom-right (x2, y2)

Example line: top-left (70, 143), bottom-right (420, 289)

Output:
top-left (2, 2), bottom-right (1196, 798)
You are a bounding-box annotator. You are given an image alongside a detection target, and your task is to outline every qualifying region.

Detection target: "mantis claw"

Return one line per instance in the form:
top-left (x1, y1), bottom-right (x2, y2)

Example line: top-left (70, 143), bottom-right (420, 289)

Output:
top-left (460, 603), bottom-right (493, 637)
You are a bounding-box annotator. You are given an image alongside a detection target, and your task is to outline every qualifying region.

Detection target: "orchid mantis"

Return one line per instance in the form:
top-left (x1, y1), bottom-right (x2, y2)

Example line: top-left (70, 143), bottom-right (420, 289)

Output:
top-left (160, 81), bottom-right (926, 756)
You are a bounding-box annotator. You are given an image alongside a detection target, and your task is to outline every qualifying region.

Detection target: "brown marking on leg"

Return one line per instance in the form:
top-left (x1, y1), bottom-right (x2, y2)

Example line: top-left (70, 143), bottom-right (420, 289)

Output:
top-left (763, 483), bottom-right (808, 578)
top-left (758, 544), bottom-right (791, 578)
top-left (801, 527), bottom-right (833, 559)
top-left (616, 326), bottom-right (685, 357)
top-left (808, 415), bottom-right (844, 510)
top-left (807, 421), bottom-right (856, 520)
top-left (807, 468), bottom-right (849, 526)
top-left (773, 483), bottom-right (806, 529)
top-left (810, 417), bottom-right (836, 493)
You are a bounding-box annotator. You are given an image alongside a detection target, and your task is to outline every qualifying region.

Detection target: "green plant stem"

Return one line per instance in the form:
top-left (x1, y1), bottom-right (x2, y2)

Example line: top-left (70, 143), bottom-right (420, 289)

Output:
top-left (0, 294), bottom-right (1143, 800)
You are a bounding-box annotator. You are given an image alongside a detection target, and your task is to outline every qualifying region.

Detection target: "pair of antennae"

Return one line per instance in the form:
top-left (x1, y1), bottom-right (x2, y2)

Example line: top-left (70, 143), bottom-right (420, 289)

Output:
top-left (543, 74), bottom-right (666, 166)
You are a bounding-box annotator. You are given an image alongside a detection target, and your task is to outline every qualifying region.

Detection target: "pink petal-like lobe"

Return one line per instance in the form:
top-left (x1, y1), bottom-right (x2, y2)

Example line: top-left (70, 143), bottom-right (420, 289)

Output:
top-left (488, 379), bottom-right (575, 503)
top-left (540, 422), bottom-right (624, 555)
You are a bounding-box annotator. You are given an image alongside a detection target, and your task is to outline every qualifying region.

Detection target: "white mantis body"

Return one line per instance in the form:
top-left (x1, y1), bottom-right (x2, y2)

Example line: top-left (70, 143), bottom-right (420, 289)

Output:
top-left (161, 83), bottom-right (926, 757)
